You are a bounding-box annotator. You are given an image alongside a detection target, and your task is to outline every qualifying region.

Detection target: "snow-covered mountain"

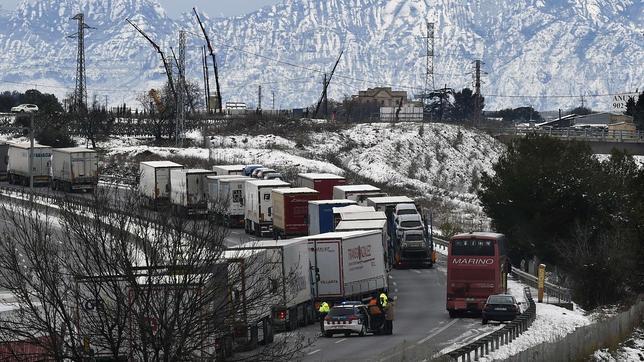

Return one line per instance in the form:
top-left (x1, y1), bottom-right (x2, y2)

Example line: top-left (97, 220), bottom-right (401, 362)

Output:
top-left (0, 0), bottom-right (641, 111)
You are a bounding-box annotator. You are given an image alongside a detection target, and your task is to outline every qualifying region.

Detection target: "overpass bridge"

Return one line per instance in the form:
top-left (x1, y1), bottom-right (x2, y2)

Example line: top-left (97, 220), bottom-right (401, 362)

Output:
top-left (489, 127), bottom-right (644, 155)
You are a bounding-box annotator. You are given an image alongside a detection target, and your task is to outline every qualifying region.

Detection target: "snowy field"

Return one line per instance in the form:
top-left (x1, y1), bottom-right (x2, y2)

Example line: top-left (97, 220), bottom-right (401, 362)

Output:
top-left (592, 327), bottom-right (644, 361)
top-left (101, 122), bottom-right (504, 223)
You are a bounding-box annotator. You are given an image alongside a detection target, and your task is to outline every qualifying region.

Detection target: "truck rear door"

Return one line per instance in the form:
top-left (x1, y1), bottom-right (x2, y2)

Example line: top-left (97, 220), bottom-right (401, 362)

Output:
top-left (309, 239), bottom-right (342, 297)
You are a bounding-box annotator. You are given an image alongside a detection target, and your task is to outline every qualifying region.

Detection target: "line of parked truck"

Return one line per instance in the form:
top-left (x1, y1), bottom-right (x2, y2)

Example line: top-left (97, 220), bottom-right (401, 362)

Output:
top-left (136, 160), bottom-right (437, 349)
top-left (0, 142), bottom-right (98, 192)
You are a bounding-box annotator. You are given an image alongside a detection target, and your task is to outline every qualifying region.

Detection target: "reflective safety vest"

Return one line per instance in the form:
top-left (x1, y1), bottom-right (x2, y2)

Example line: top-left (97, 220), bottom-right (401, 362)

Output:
top-left (319, 302), bottom-right (330, 313)
top-left (379, 293), bottom-right (388, 308)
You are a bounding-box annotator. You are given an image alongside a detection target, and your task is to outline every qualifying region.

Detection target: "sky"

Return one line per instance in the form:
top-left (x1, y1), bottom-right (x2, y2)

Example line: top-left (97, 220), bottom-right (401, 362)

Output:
top-left (0, 0), bottom-right (284, 18)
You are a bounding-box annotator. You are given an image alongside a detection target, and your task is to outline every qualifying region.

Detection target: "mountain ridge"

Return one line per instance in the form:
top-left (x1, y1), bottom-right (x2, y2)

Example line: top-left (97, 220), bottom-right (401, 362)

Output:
top-left (0, 0), bottom-right (641, 111)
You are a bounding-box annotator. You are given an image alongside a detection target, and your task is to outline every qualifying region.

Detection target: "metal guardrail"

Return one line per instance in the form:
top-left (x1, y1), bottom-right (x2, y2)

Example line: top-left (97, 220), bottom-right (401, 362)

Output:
top-left (433, 236), bottom-right (449, 249)
top-left (512, 268), bottom-right (572, 304)
top-left (489, 127), bottom-right (644, 144)
top-left (98, 175), bottom-right (137, 186)
top-left (447, 287), bottom-right (536, 362)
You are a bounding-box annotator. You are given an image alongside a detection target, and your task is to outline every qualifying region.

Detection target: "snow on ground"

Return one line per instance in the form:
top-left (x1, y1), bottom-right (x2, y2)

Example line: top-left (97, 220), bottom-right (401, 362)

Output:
top-left (102, 122), bottom-right (505, 216)
top-left (477, 278), bottom-right (592, 361)
top-left (107, 146), bottom-right (344, 175)
top-left (591, 326), bottom-right (644, 361)
top-left (307, 122), bottom-right (504, 213)
top-left (595, 154), bottom-right (644, 167)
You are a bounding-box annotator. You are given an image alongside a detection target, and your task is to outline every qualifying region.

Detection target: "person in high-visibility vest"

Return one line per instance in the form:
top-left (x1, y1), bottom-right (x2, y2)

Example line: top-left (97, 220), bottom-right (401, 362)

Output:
top-left (379, 292), bottom-right (388, 308)
top-left (318, 301), bottom-right (330, 334)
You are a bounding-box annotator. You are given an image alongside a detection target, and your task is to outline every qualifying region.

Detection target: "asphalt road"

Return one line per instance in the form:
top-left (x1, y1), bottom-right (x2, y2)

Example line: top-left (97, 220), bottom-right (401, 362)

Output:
top-left (297, 257), bottom-right (503, 362)
top-left (0, 184), bottom-right (501, 360)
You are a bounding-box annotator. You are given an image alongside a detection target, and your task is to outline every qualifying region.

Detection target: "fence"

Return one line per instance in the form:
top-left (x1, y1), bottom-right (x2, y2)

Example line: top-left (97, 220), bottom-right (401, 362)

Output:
top-left (507, 294), bottom-right (644, 362)
top-left (489, 127), bottom-right (644, 144)
top-left (512, 268), bottom-right (572, 305)
top-left (446, 287), bottom-right (537, 362)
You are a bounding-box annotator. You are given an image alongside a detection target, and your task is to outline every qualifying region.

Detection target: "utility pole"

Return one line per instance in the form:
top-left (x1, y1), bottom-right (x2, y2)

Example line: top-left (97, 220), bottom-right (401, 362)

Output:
top-left (71, 13), bottom-right (90, 115)
top-left (257, 85), bottom-right (262, 112)
top-left (272, 90), bottom-right (275, 111)
top-left (313, 51), bottom-right (343, 118)
top-left (29, 113), bottom-right (34, 191)
top-left (176, 30), bottom-right (186, 147)
top-left (323, 73), bottom-right (328, 118)
top-left (473, 59), bottom-right (482, 126)
top-left (425, 22), bottom-right (435, 101)
top-left (104, 95), bottom-right (108, 110)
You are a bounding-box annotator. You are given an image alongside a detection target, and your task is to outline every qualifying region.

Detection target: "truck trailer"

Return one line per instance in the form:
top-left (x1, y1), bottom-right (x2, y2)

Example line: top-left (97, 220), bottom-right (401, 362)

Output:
top-left (332, 184), bottom-right (387, 205)
top-left (50, 148), bottom-right (98, 192)
top-left (366, 196), bottom-right (433, 268)
top-left (169, 169), bottom-right (216, 215)
top-left (212, 164), bottom-right (245, 176)
top-left (206, 175), bottom-right (245, 211)
top-left (244, 179), bottom-right (290, 237)
top-left (227, 239), bottom-right (315, 333)
top-left (0, 142), bottom-right (9, 181)
top-left (305, 230), bottom-right (388, 301)
top-left (215, 177), bottom-right (250, 228)
top-left (272, 187), bottom-right (320, 237)
top-left (296, 173), bottom-right (346, 199)
top-left (335, 219), bottom-right (390, 271)
top-left (307, 199), bottom-right (357, 235)
top-left (7, 143), bottom-right (52, 186)
top-left (138, 161), bottom-right (184, 206)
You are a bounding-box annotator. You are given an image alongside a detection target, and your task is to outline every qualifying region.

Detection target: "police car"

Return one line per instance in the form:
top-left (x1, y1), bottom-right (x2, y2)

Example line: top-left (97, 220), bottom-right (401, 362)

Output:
top-left (323, 303), bottom-right (369, 337)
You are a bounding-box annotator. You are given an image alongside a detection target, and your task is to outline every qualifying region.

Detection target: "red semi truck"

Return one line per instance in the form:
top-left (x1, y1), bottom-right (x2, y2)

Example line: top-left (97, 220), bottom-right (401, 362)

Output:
top-left (296, 173), bottom-right (346, 200)
top-left (272, 187), bottom-right (320, 237)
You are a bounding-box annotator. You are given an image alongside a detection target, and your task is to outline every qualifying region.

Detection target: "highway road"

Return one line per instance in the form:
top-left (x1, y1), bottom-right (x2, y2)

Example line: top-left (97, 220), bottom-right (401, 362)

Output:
top-left (297, 257), bottom-right (502, 362)
top-left (0, 183), bottom-right (502, 361)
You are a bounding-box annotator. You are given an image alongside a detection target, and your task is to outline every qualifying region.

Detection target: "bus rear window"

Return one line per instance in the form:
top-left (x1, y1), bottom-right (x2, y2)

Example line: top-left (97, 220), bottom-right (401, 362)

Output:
top-left (451, 239), bottom-right (495, 256)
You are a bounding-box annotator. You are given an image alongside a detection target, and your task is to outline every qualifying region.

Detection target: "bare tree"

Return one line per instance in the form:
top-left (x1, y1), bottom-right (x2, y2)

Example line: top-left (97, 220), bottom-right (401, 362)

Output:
top-left (0, 186), bottom-right (307, 361)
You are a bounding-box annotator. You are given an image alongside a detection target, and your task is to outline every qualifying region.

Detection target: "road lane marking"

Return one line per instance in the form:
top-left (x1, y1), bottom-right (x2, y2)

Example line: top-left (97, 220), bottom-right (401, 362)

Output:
top-left (416, 319), bottom-right (459, 345)
top-left (307, 349), bottom-right (321, 355)
top-left (394, 288), bottom-right (398, 293)
top-left (412, 269), bottom-right (421, 274)
top-left (393, 281), bottom-right (397, 286)
top-left (334, 338), bottom-right (347, 344)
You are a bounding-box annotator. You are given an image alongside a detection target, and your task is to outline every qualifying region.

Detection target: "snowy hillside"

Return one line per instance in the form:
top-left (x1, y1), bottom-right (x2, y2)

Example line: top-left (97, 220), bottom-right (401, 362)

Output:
top-left (0, 0), bottom-right (641, 111)
top-left (104, 122), bottom-right (504, 225)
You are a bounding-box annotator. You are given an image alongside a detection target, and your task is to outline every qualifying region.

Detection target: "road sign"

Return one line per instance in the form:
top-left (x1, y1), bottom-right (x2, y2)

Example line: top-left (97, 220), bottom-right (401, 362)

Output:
top-left (613, 93), bottom-right (638, 112)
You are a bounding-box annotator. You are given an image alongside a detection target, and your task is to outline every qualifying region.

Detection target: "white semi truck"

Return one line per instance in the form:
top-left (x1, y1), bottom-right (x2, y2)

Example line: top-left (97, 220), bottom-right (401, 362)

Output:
top-left (7, 142), bottom-right (52, 186)
top-left (227, 238), bottom-right (315, 334)
top-left (244, 179), bottom-right (290, 236)
top-left (332, 184), bottom-right (387, 205)
top-left (138, 161), bottom-right (183, 205)
top-left (304, 230), bottom-right (388, 301)
top-left (50, 147), bottom-right (98, 192)
top-left (169, 168), bottom-right (216, 215)
top-left (212, 176), bottom-right (250, 228)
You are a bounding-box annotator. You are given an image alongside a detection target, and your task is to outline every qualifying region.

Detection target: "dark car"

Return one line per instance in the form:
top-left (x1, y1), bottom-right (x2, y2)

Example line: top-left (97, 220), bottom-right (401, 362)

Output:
top-left (481, 294), bottom-right (521, 324)
top-left (323, 304), bottom-right (369, 337)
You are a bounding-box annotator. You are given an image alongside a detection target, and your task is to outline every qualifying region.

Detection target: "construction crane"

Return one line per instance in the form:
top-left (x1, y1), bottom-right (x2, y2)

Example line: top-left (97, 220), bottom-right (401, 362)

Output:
top-left (314, 51), bottom-right (343, 119)
top-left (126, 19), bottom-right (177, 102)
top-left (193, 8), bottom-right (223, 114)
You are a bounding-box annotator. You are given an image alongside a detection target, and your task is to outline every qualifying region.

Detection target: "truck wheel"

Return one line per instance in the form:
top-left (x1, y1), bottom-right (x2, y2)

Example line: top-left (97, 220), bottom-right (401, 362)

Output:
top-left (324, 332), bottom-right (333, 338)
top-left (448, 310), bottom-right (457, 318)
top-left (482, 319), bottom-right (488, 325)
